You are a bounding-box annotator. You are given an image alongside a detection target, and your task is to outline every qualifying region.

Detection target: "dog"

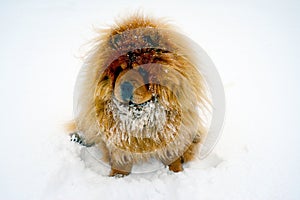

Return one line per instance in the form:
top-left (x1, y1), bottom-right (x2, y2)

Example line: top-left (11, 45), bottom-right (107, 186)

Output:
top-left (67, 14), bottom-right (210, 176)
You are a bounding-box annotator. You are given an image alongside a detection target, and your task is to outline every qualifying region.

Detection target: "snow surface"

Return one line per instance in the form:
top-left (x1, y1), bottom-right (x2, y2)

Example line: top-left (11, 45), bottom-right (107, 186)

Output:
top-left (0, 0), bottom-right (300, 199)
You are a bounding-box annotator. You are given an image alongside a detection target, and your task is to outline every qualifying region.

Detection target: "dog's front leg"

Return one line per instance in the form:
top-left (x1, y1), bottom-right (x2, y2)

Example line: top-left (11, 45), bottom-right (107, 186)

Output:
top-left (109, 151), bottom-right (133, 177)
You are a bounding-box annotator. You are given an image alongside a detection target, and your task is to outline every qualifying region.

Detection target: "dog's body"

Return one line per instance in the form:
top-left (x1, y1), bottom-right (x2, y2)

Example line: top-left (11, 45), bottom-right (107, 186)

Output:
top-left (68, 14), bottom-right (210, 176)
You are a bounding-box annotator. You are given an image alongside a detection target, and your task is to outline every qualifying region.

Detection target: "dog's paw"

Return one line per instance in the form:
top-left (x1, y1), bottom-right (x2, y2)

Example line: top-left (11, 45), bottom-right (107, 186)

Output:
top-left (168, 157), bottom-right (184, 173)
top-left (69, 132), bottom-right (95, 147)
top-left (70, 132), bottom-right (83, 144)
top-left (109, 168), bottom-right (131, 177)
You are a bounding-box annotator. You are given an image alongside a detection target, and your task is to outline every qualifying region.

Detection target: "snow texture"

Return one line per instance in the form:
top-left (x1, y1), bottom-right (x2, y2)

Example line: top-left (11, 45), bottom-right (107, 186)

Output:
top-left (107, 96), bottom-right (168, 142)
top-left (0, 1), bottom-right (300, 200)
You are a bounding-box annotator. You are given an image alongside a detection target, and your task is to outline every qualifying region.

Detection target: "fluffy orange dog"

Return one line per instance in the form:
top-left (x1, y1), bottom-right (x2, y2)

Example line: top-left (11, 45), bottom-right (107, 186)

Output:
top-left (68, 14), bottom-right (210, 176)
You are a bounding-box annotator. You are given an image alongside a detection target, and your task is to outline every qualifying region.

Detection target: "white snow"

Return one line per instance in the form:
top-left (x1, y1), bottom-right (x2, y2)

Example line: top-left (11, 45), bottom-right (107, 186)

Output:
top-left (0, 0), bottom-right (300, 199)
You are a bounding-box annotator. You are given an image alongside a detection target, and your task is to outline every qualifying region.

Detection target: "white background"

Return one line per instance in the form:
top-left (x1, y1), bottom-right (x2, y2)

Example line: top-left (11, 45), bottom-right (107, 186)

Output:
top-left (0, 0), bottom-right (299, 199)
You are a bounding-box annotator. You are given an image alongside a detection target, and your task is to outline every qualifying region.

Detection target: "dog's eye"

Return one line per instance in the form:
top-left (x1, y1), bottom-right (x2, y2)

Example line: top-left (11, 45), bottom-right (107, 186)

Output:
top-left (115, 66), bottom-right (123, 77)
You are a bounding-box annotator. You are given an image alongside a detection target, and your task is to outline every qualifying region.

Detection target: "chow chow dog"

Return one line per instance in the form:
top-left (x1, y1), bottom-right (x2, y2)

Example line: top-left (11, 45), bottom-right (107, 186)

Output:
top-left (67, 14), bottom-right (210, 176)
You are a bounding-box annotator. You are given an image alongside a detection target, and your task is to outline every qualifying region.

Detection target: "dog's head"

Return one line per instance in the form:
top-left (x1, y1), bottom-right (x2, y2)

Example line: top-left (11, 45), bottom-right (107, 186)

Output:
top-left (91, 17), bottom-right (209, 157)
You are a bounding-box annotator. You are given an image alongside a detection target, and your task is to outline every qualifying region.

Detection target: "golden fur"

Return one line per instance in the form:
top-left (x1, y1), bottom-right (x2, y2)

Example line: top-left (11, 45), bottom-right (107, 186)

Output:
top-left (69, 14), bottom-right (210, 176)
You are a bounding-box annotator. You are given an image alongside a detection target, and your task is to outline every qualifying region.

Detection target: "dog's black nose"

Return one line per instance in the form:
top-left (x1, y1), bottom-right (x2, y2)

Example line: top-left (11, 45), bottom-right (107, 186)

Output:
top-left (120, 81), bottom-right (133, 102)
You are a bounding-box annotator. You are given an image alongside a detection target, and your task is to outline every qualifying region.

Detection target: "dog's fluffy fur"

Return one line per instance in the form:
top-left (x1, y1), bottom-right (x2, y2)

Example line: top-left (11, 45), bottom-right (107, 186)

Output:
top-left (68, 14), bottom-right (210, 176)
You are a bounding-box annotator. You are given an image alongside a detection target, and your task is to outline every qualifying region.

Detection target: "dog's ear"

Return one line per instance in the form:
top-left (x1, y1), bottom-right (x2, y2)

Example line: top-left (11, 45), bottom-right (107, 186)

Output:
top-left (109, 34), bottom-right (122, 50)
